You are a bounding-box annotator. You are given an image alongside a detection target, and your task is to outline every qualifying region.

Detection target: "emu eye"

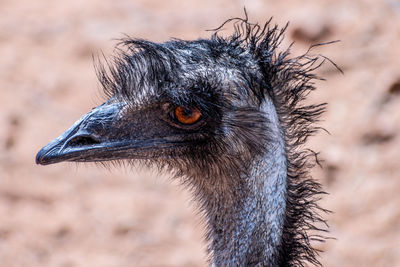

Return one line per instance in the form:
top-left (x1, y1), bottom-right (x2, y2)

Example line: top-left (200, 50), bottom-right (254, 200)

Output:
top-left (174, 106), bottom-right (201, 125)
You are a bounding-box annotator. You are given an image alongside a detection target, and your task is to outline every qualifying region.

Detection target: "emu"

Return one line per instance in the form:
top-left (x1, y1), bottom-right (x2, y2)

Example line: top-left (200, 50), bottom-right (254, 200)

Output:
top-left (36, 17), bottom-right (328, 266)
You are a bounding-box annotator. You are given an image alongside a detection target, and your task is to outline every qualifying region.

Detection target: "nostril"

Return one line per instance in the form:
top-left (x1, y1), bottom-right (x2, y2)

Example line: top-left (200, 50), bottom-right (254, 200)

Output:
top-left (67, 135), bottom-right (101, 147)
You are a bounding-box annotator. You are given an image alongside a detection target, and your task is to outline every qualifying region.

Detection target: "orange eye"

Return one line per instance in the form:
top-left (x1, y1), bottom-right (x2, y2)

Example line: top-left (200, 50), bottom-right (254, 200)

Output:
top-left (174, 106), bottom-right (201, 125)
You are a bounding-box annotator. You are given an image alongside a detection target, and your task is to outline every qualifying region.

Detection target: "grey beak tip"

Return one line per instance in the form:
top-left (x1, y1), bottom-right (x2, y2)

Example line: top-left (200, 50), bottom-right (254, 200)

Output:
top-left (35, 147), bottom-right (48, 165)
top-left (35, 101), bottom-right (126, 166)
top-left (36, 141), bottom-right (59, 165)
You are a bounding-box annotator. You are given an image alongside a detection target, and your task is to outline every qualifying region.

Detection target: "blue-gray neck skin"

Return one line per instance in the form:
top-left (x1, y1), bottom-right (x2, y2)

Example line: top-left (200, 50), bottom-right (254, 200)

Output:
top-left (204, 98), bottom-right (287, 266)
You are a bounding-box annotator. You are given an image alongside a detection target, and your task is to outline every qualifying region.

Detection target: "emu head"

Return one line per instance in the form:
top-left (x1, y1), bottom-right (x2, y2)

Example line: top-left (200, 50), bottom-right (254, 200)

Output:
top-left (36, 19), bottom-right (322, 188)
top-left (35, 23), bottom-right (284, 179)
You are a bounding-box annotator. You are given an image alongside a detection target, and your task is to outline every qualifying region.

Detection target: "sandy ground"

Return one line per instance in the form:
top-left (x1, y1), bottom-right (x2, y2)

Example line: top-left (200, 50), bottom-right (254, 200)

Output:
top-left (0, 0), bottom-right (399, 266)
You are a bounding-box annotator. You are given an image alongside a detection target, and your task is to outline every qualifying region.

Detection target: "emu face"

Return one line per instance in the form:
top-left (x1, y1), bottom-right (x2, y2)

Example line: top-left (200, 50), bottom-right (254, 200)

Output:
top-left (36, 39), bottom-right (269, 171)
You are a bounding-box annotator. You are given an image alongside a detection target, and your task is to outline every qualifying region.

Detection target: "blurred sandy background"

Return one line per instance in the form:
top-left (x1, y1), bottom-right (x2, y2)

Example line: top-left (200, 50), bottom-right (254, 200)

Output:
top-left (0, 0), bottom-right (399, 266)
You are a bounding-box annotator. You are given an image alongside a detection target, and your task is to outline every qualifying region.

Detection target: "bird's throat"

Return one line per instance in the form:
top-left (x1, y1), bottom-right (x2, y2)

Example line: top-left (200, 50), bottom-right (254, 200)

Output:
top-left (205, 99), bottom-right (288, 266)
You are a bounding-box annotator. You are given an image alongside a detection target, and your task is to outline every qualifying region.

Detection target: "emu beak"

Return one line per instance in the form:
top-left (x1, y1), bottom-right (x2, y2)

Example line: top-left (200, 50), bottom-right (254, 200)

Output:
top-left (36, 101), bottom-right (125, 165)
top-left (36, 99), bottom-right (193, 165)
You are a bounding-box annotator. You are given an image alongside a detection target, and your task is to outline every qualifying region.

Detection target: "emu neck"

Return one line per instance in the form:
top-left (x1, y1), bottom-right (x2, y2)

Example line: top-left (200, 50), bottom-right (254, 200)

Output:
top-left (206, 100), bottom-right (287, 266)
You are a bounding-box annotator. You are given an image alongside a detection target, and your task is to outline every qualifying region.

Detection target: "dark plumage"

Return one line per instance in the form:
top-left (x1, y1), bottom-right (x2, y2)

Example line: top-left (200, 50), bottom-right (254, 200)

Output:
top-left (36, 15), bottom-right (331, 266)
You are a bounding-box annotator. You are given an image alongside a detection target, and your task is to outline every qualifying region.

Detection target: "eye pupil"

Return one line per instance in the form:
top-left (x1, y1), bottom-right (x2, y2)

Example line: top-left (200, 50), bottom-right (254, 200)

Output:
top-left (175, 106), bottom-right (201, 125)
top-left (181, 108), bottom-right (193, 117)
